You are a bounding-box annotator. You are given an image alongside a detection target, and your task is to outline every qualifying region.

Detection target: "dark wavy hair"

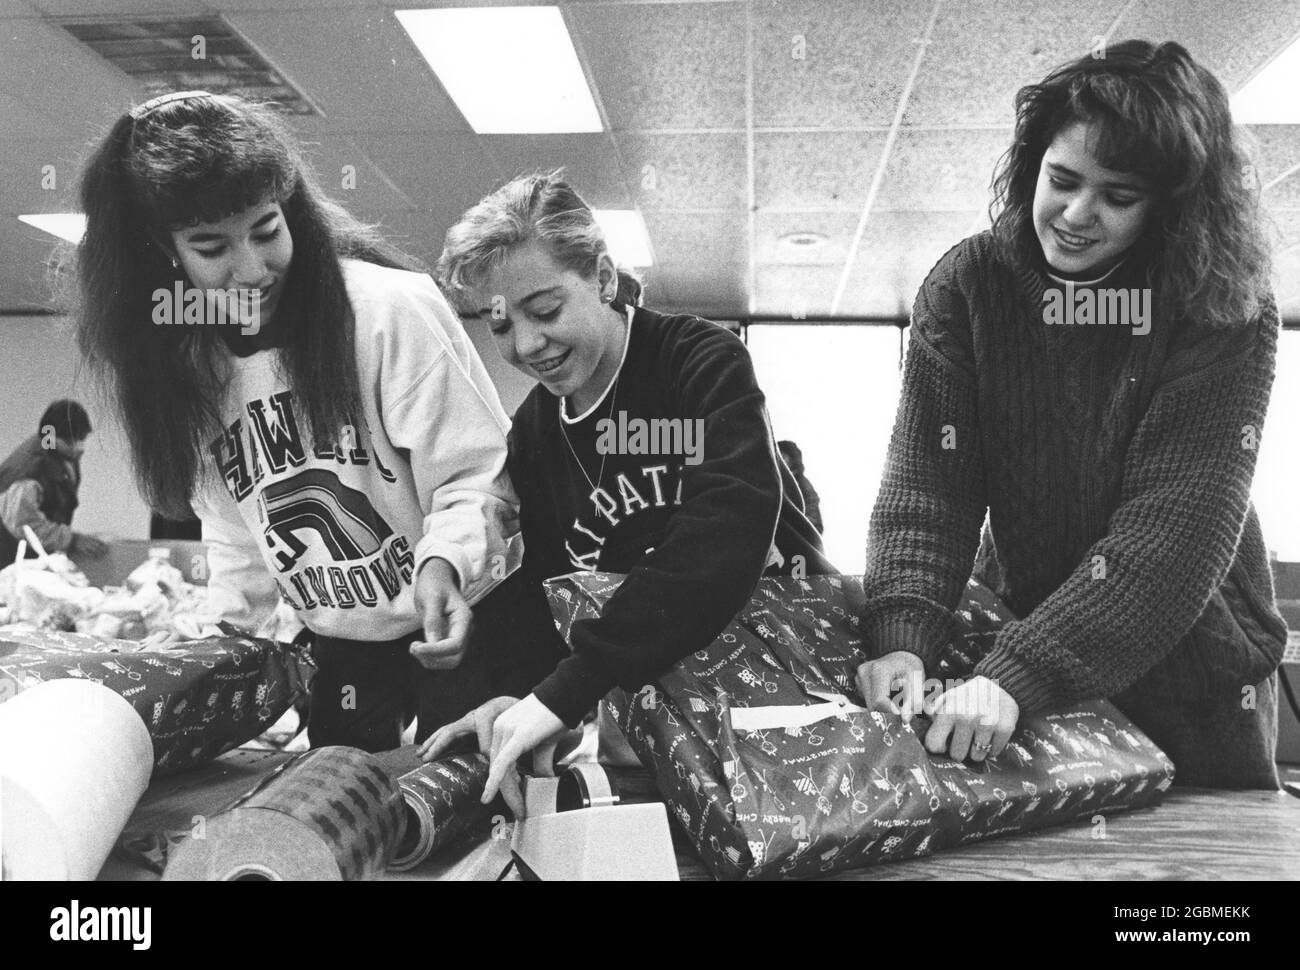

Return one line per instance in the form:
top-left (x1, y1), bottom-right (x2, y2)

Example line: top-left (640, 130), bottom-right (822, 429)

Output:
top-left (436, 170), bottom-right (643, 315)
top-left (61, 92), bottom-right (420, 518)
top-left (990, 40), bottom-right (1271, 330)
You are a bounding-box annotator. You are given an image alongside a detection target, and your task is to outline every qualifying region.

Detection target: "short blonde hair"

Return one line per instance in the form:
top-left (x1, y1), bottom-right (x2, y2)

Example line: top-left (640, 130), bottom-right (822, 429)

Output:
top-left (437, 171), bottom-right (642, 314)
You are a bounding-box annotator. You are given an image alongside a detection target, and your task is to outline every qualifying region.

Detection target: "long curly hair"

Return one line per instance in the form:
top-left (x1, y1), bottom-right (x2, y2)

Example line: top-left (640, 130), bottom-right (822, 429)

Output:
top-left (990, 39), bottom-right (1271, 331)
top-left (61, 92), bottom-right (420, 518)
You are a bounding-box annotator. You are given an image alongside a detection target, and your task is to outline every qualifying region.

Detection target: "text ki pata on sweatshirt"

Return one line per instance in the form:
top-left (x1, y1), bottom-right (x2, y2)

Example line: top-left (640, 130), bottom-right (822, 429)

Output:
top-left (561, 411), bottom-right (705, 571)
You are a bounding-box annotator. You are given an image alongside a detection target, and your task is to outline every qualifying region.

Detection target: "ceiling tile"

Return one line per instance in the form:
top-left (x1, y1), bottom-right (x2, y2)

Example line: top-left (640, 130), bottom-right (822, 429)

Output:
top-left (643, 210), bottom-right (747, 272)
top-left (873, 127), bottom-right (1010, 211)
top-left (1247, 126), bottom-right (1300, 191)
top-left (902, 0), bottom-right (1130, 127)
top-left (0, 137), bottom-right (90, 213)
top-left (221, 8), bottom-right (469, 132)
top-left (481, 133), bottom-right (632, 207)
top-left (755, 211), bottom-right (861, 265)
top-left (752, 0), bottom-right (934, 128)
top-left (0, 18), bottom-right (140, 138)
top-left (1269, 208), bottom-right (1300, 253)
top-left (1265, 169), bottom-right (1300, 210)
top-left (362, 209), bottom-right (444, 267)
top-left (651, 260), bottom-right (747, 320)
top-left (1111, 0), bottom-right (1300, 94)
top-left (755, 131), bottom-right (889, 211)
top-left (614, 133), bottom-right (747, 211)
top-left (360, 132), bottom-right (502, 221)
top-left (848, 210), bottom-right (981, 304)
top-left (572, 0), bottom-right (746, 130)
top-left (28, 0), bottom-right (210, 15)
top-left (299, 136), bottom-right (416, 212)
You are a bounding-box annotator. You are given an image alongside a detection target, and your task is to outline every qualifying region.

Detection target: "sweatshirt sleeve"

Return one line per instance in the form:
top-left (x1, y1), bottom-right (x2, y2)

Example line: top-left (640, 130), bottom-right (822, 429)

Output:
top-left (860, 246), bottom-right (989, 667)
top-left (975, 305), bottom-right (1281, 713)
top-left (531, 323), bottom-right (788, 727)
top-left (374, 274), bottom-right (521, 606)
top-left (0, 480), bottom-right (74, 552)
top-left (190, 483), bottom-right (281, 634)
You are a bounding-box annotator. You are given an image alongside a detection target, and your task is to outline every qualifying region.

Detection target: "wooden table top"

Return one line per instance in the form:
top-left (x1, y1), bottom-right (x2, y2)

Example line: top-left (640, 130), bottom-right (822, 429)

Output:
top-left (98, 747), bottom-right (1300, 882)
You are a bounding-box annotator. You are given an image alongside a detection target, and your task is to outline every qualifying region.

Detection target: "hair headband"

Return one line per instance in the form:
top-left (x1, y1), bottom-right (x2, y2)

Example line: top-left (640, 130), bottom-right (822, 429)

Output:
top-left (129, 90), bottom-right (213, 121)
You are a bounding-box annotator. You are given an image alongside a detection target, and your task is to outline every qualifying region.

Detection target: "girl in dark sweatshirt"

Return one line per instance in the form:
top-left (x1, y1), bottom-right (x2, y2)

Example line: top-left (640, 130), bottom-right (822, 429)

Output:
top-left (423, 173), bottom-right (832, 811)
top-left (857, 40), bottom-right (1287, 789)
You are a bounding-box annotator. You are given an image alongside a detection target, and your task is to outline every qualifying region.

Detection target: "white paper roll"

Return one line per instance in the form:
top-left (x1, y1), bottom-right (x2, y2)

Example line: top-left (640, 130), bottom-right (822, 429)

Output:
top-left (0, 678), bottom-right (153, 880)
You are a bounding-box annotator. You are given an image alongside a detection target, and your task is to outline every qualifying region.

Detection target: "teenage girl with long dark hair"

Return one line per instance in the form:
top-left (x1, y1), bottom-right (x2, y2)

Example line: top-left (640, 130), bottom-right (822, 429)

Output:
top-left (69, 91), bottom-right (550, 751)
top-left (856, 41), bottom-right (1286, 789)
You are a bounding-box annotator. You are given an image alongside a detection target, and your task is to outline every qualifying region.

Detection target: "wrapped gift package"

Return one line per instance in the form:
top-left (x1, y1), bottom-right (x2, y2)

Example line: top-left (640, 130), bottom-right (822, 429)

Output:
top-left (0, 626), bottom-right (311, 775)
top-left (545, 572), bottom-right (1175, 880)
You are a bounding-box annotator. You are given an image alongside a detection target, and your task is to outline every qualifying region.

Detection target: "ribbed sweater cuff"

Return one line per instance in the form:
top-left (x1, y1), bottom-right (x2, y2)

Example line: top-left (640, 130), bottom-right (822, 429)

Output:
top-left (861, 609), bottom-right (954, 668)
top-left (532, 653), bottom-right (616, 729)
top-left (973, 647), bottom-right (1061, 715)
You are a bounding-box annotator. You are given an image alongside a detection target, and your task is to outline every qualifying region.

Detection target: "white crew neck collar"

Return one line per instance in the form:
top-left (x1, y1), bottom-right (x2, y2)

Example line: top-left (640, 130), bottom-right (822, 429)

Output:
top-left (1045, 256), bottom-right (1126, 288)
top-left (561, 304), bottom-right (635, 424)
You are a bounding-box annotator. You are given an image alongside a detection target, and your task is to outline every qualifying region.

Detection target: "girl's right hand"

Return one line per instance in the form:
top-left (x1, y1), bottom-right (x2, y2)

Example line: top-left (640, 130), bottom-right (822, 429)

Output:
top-left (855, 650), bottom-right (926, 719)
top-left (419, 695), bottom-right (519, 764)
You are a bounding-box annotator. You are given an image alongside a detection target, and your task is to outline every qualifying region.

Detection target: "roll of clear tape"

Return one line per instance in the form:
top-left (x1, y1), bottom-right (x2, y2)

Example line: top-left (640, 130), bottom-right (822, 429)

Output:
top-left (162, 745), bottom-right (404, 881)
top-left (0, 678), bottom-right (154, 880)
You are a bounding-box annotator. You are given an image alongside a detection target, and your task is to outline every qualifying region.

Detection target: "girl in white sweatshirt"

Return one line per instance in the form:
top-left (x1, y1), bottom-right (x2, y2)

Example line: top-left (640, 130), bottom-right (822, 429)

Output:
top-left (70, 92), bottom-right (555, 750)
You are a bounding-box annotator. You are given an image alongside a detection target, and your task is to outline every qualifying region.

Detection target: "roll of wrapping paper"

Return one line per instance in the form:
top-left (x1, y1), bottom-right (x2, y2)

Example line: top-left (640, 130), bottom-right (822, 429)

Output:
top-left (0, 678), bottom-right (154, 880)
top-left (389, 753), bottom-right (492, 872)
top-left (162, 745), bottom-right (404, 881)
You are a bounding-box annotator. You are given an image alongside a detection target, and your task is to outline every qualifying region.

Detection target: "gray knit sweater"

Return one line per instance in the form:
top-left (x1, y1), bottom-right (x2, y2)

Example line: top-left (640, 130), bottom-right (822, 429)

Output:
top-left (862, 231), bottom-right (1287, 789)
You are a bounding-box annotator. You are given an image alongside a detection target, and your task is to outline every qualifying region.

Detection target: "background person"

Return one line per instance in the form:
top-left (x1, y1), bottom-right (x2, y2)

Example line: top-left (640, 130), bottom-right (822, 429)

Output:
top-left (0, 399), bottom-right (106, 563)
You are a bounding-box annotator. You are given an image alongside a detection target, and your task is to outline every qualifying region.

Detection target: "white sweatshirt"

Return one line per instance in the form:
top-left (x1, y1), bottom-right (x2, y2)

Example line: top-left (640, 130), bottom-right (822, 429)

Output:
top-left (191, 258), bottom-right (521, 642)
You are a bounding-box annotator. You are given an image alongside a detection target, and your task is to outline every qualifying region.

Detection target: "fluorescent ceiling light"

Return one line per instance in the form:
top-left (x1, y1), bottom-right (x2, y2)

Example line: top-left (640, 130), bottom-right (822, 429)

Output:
top-left (18, 213), bottom-right (86, 243)
top-left (594, 210), bottom-right (654, 267)
top-left (396, 7), bottom-right (602, 134)
top-left (1231, 35), bottom-right (1300, 124)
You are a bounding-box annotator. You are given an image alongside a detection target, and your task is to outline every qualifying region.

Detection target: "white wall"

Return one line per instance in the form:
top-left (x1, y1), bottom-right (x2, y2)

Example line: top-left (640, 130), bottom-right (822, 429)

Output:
top-left (0, 315), bottom-right (151, 542)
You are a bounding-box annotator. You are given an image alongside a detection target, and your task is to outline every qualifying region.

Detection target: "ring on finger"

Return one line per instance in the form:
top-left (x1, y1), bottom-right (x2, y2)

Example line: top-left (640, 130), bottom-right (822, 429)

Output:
top-left (971, 740), bottom-right (992, 754)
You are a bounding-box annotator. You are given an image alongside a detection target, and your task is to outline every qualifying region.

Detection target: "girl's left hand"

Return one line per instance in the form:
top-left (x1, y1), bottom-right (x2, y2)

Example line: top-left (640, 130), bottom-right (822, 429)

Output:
top-left (410, 558), bottom-right (473, 670)
top-left (922, 675), bottom-right (1019, 763)
top-left (482, 694), bottom-right (566, 817)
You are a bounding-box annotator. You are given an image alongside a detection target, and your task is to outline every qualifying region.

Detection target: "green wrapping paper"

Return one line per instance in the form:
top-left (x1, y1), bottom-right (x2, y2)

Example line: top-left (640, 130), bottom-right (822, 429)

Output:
top-left (545, 572), bottom-right (1176, 880)
top-left (162, 745), bottom-right (405, 881)
top-left (389, 753), bottom-right (492, 872)
top-left (0, 626), bottom-right (310, 774)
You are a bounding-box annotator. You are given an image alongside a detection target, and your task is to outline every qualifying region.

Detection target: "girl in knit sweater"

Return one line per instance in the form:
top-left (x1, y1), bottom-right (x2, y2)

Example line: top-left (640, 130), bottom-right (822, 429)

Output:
top-left (856, 40), bottom-right (1286, 788)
